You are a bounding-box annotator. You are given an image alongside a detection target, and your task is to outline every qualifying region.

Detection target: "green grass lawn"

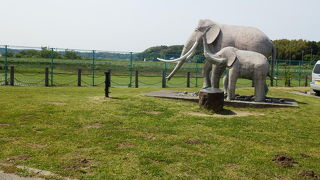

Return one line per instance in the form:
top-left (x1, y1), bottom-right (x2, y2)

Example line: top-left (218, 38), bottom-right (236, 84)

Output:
top-left (0, 86), bottom-right (319, 179)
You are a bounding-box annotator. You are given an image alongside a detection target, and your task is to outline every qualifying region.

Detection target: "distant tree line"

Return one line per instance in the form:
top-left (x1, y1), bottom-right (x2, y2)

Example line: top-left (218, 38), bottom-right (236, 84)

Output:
top-left (273, 39), bottom-right (320, 60)
top-left (138, 39), bottom-right (320, 62)
top-left (1, 47), bottom-right (82, 59)
top-left (1, 39), bottom-right (319, 61)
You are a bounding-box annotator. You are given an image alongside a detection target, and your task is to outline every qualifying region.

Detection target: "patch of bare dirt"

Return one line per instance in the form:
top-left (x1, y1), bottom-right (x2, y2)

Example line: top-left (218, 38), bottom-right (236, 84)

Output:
top-left (117, 142), bottom-right (134, 149)
top-left (272, 154), bottom-right (298, 167)
top-left (300, 153), bottom-right (311, 158)
top-left (88, 96), bottom-right (109, 103)
top-left (298, 170), bottom-right (318, 179)
top-left (111, 121), bottom-right (123, 125)
top-left (27, 144), bottom-right (47, 150)
top-left (141, 111), bottom-right (162, 115)
top-left (21, 114), bottom-right (35, 121)
top-left (186, 111), bottom-right (263, 118)
top-left (225, 163), bottom-right (239, 169)
top-left (7, 155), bottom-right (32, 162)
top-left (145, 136), bottom-right (156, 141)
top-left (63, 158), bottom-right (93, 174)
top-left (185, 138), bottom-right (202, 145)
top-left (42, 102), bottom-right (66, 105)
top-left (84, 123), bottom-right (102, 129)
top-left (0, 164), bottom-right (17, 173)
top-left (0, 124), bottom-right (9, 127)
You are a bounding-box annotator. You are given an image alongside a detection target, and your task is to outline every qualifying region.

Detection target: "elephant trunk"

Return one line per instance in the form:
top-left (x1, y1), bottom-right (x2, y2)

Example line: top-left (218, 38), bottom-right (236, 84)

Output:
top-left (203, 36), bottom-right (226, 64)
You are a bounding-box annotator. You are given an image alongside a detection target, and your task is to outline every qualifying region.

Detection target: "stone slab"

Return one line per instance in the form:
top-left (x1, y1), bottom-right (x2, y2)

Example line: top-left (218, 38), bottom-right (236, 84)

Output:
top-left (142, 90), bottom-right (298, 108)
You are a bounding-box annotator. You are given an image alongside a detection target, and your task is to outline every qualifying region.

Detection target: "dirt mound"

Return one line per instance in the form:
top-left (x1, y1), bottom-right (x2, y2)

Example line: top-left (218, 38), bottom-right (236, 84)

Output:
top-left (117, 142), bottom-right (134, 149)
top-left (84, 123), bottom-right (102, 129)
top-left (272, 154), bottom-right (298, 167)
top-left (7, 154), bottom-right (32, 162)
top-left (42, 102), bottom-right (66, 105)
top-left (298, 170), bottom-right (318, 179)
top-left (300, 153), bottom-right (311, 158)
top-left (185, 138), bottom-right (202, 145)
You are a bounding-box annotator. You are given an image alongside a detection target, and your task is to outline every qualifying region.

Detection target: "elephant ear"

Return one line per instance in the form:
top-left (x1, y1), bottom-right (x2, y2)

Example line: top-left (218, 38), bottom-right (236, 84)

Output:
top-left (225, 48), bottom-right (237, 67)
top-left (205, 24), bottom-right (221, 44)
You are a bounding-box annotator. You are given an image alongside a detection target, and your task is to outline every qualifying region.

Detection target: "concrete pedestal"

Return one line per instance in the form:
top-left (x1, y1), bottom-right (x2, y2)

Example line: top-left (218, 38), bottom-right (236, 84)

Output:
top-left (199, 88), bottom-right (224, 112)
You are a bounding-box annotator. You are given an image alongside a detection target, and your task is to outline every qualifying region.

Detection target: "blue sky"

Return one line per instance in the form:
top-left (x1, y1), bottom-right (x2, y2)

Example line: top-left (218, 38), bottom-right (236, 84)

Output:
top-left (0, 0), bottom-right (319, 52)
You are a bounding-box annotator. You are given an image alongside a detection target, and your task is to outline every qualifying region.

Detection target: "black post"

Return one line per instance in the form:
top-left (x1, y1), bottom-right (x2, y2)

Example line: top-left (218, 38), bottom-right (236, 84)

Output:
top-left (162, 70), bottom-right (166, 88)
top-left (4, 65), bottom-right (8, 85)
top-left (78, 69), bottom-right (82, 87)
top-left (105, 71), bottom-right (110, 97)
top-left (305, 75), bottom-right (308, 87)
top-left (10, 66), bottom-right (14, 86)
top-left (45, 67), bottom-right (49, 87)
top-left (4, 45), bottom-right (8, 85)
top-left (135, 71), bottom-right (139, 88)
top-left (186, 72), bottom-right (190, 88)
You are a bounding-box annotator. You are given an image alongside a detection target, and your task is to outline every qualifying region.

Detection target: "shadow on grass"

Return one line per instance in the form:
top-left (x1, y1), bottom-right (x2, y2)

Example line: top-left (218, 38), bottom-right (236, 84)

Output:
top-left (216, 109), bottom-right (236, 115)
top-left (107, 97), bottom-right (124, 100)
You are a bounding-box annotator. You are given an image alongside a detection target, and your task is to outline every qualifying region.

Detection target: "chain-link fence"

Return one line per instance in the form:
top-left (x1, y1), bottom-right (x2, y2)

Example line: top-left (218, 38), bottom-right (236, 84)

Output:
top-left (0, 45), bottom-right (317, 88)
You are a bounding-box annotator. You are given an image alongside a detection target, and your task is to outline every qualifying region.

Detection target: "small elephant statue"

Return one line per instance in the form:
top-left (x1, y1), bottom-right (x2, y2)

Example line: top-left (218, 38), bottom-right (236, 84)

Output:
top-left (203, 43), bottom-right (269, 102)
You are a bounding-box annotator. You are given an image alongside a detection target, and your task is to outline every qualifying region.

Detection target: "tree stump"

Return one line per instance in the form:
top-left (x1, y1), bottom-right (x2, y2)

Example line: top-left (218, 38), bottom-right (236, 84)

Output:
top-left (199, 88), bottom-right (224, 112)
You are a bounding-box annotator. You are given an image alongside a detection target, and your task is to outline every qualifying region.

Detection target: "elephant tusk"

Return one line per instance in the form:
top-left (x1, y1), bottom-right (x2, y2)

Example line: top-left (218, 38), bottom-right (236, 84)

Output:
top-left (157, 40), bottom-right (199, 62)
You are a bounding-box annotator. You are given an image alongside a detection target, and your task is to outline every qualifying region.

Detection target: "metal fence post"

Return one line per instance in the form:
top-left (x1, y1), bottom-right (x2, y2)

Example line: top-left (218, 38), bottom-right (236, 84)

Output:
top-left (129, 52), bottom-right (133, 87)
top-left (186, 72), bottom-right (190, 88)
top-left (135, 70), bottom-right (139, 88)
top-left (105, 71), bottom-right (110, 97)
top-left (4, 45), bottom-right (8, 85)
top-left (298, 61), bottom-right (301, 86)
top-left (45, 67), bottom-right (49, 87)
top-left (10, 66), bottom-right (14, 86)
top-left (78, 69), bottom-right (82, 87)
top-left (195, 62), bottom-right (198, 88)
top-left (92, 50), bottom-right (95, 86)
top-left (305, 74), bottom-right (308, 87)
top-left (162, 70), bottom-right (166, 88)
top-left (271, 58), bottom-right (274, 87)
top-left (50, 48), bottom-right (54, 86)
top-left (276, 59), bottom-right (278, 86)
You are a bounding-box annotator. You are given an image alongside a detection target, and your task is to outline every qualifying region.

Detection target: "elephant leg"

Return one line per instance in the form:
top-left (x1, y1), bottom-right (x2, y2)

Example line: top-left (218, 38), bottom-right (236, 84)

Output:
top-left (254, 77), bottom-right (267, 102)
top-left (223, 72), bottom-right (229, 96)
top-left (227, 69), bottom-right (237, 100)
top-left (202, 60), bottom-right (212, 89)
top-left (211, 64), bottom-right (225, 89)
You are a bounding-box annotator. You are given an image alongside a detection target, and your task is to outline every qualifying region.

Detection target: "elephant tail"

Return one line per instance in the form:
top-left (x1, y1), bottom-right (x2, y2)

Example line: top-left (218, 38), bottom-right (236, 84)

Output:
top-left (272, 45), bottom-right (277, 61)
top-left (269, 44), bottom-right (277, 85)
top-left (267, 73), bottom-right (277, 80)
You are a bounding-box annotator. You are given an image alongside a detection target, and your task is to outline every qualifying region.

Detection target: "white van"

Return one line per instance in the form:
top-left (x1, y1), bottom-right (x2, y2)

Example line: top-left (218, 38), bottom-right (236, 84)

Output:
top-left (310, 60), bottom-right (320, 95)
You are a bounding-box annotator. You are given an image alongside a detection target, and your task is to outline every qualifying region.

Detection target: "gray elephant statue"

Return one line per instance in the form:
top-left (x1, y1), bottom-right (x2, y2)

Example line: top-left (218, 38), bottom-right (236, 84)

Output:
top-left (158, 19), bottom-right (276, 88)
top-left (203, 38), bottom-right (269, 102)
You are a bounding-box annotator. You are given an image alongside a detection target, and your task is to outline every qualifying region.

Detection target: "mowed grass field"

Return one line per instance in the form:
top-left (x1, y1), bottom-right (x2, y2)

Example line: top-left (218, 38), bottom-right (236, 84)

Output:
top-left (0, 86), bottom-right (319, 179)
